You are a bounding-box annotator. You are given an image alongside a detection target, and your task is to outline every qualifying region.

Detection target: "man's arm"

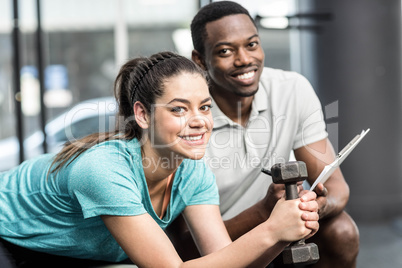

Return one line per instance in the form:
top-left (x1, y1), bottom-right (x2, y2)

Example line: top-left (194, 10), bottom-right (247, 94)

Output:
top-left (294, 138), bottom-right (350, 219)
top-left (211, 139), bottom-right (344, 240)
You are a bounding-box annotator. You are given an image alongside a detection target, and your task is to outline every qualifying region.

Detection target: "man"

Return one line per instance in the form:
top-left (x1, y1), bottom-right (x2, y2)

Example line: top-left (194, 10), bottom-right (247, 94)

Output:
top-left (186, 1), bottom-right (359, 267)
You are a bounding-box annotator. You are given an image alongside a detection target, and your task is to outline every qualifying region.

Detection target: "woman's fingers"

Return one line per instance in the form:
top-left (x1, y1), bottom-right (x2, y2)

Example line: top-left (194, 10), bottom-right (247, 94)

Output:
top-left (300, 190), bottom-right (317, 202)
top-left (299, 199), bottom-right (318, 212)
top-left (304, 219), bottom-right (320, 239)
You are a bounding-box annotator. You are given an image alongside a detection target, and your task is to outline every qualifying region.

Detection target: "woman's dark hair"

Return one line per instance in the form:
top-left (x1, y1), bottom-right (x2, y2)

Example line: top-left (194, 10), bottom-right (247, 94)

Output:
top-left (49, 51), bottom-right (207, 174)
top-left (190, 1), bottom-right (256, 56)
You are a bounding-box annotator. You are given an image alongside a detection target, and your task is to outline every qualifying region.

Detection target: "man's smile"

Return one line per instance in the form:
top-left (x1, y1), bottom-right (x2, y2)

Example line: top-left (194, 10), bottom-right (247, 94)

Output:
top-left (236, 70), bottom-right (256, 80)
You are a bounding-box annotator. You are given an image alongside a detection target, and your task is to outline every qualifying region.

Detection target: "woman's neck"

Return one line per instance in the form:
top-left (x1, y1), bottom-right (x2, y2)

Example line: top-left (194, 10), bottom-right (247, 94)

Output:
top-left (141, 140), bottom-right (182, 218)
top-left (141, 140), bottom-right (183, 188)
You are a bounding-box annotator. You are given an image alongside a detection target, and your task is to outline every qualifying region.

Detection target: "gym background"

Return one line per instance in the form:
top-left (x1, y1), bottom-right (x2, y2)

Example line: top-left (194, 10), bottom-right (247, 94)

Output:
top-left (0, 0), bottom-right (401, 266)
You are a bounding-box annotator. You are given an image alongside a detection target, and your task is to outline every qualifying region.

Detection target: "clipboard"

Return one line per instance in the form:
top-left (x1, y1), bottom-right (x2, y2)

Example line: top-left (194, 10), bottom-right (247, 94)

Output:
top-left (309, 128), bottom-right (370, 191)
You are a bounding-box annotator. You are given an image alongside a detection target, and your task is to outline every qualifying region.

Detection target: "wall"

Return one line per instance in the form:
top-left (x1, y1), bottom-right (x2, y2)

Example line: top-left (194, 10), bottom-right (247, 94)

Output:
top-left (300, 0), bottom-right (402, 221)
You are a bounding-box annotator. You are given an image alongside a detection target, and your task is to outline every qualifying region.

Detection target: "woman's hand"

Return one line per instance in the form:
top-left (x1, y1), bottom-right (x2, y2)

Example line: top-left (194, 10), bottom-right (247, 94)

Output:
top-left (265, 191), bottom-right (319, 243)
top-left (261, 181), bottom-right (304, 219)
top-left (299, 190), bottom-right (320, 239)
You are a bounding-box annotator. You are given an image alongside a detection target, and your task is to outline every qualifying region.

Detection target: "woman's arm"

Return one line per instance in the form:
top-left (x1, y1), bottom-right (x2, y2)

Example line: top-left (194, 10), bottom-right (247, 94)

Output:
top-left (102, 214), bottom-right (183, 267)
top-left (222, 182), bottom-right (303, 241)
top-left (102, 211), bottom-right (279, 268)
top-left (182, 204), bottom-right (284, 267)
top-left (181, 205), bottom-right (231, 256)
top-left (183, 196), bottom-right (318, 267)
top-left (102, 194), bottom-right (318, 268)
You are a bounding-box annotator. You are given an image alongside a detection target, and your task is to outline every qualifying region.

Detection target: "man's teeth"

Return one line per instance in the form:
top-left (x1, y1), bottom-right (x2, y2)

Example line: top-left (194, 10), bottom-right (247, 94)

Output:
top-left (182, 135), bottom-right (202, 141)
top-left (237, 71), bottom-right (255, 80)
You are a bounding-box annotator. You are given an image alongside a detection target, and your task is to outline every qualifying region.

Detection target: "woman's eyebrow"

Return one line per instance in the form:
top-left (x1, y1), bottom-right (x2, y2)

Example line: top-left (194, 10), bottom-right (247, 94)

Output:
top-left (167, 98), bottom-right (190, 105)
top-left (200, 97), bottom-right (212, 104)
top-left (167, 97), bottom-right (211, 105)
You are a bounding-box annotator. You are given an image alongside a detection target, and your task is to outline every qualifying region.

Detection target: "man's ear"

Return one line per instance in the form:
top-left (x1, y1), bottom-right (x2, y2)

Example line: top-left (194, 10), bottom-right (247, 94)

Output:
top-left (133, 101), bottom-right (149, 129)
top-left (192, 49), bottom-right (207, 70)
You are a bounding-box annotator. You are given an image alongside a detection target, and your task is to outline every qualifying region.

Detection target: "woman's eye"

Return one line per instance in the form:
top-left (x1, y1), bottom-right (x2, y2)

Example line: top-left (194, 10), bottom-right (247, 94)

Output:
top-left (171, 107), bottom-right (186, 113)
top-left (200, 105), bottom-right (212, 112)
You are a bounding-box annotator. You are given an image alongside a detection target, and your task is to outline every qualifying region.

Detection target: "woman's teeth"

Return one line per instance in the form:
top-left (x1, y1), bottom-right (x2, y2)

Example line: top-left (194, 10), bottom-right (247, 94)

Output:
top-left (182, 135), bottom-right (202, 141)
top-left (237, 71), bottom-right (255, 80)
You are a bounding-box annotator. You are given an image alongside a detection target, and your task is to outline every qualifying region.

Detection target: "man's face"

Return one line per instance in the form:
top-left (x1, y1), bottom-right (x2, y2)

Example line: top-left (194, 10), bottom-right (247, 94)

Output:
top-left (202, 14), bottom-right (265, 98)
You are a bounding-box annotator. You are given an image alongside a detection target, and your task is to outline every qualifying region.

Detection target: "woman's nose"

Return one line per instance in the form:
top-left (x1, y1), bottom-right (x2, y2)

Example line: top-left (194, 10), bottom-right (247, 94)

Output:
top-left (188, 114), bottom-right (209, 129)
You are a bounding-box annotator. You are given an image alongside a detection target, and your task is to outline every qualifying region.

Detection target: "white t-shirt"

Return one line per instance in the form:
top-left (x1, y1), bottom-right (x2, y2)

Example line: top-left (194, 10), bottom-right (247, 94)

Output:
top-left (204, 67), bottom-right (328, 220)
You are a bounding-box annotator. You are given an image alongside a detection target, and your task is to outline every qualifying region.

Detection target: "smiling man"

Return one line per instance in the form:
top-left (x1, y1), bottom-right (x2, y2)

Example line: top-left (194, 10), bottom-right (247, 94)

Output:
top-left (186, 1), bottom-right (359, 267)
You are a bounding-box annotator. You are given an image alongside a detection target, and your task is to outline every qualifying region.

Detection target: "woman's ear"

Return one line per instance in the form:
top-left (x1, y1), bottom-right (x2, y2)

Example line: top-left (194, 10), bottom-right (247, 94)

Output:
top-left (133, 101), bottom-right (149, 129)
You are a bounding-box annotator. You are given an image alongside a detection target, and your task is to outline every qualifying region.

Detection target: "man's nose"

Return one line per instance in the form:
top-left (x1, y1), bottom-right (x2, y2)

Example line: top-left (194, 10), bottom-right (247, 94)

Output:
top-left (234, 48), bottom-right (252, 66)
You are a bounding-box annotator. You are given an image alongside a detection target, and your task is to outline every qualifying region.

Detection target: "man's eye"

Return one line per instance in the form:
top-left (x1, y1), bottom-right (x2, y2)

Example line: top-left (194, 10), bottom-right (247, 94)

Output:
top-left (171, 107), bottom-right (186, 113)
top-left (249, 41), bottom-right (259, 48)
top-left (219, 48), bottom-right (231, 56)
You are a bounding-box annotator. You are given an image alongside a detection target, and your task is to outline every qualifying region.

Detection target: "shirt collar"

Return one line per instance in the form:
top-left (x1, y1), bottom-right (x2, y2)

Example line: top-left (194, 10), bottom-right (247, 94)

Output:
top-left (211, 82), bottom-right (269, 129)
top-left (253, 81), bottom-right (269, 113)
top-left (210, 97), bottom-right (233, 129)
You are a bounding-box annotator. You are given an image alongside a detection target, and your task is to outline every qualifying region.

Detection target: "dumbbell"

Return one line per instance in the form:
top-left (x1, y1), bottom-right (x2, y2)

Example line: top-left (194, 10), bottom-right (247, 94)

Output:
top-left (262, 161), bottom-right (319, 265)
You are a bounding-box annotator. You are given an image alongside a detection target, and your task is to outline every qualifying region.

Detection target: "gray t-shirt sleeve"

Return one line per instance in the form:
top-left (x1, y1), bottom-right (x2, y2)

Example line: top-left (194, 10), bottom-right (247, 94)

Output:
top-left (293, 74), bottom-right (328, 149)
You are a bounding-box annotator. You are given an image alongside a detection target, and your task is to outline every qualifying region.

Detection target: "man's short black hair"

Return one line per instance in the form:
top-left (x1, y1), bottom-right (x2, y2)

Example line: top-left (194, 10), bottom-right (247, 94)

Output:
top-left (190, 1), bottom-right (257, 56)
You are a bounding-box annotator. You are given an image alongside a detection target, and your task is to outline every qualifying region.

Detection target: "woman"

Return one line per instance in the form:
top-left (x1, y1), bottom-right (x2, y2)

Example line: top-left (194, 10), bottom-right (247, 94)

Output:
top-left (0, 51), bottom-right (318, 267)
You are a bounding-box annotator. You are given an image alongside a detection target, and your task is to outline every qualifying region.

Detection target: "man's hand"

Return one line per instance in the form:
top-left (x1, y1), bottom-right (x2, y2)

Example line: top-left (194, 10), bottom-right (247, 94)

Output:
top-left (295, 138), bottom-right (350, 220)
top-left (313, 182), bottom-right (329, 218)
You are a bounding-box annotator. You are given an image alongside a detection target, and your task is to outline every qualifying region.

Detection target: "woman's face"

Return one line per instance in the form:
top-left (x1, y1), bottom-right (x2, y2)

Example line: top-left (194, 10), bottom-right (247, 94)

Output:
top-left (148, 72), bottom-right (213, 160)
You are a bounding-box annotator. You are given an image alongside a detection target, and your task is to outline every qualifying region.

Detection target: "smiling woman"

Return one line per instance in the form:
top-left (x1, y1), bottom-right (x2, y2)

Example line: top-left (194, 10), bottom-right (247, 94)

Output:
top-left (0, 51), bottom-right (318, 268)
top-left (0, 51), bottom-right (216, 266)
top-left (144, 72), bottom-right (213, 161)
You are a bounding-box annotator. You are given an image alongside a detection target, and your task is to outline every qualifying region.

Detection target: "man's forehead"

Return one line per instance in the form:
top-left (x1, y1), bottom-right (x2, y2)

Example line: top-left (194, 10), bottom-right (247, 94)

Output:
top-left (204, 14), bottom-right (258, 46)
top-left (205, 14), bottom-right (254, 31)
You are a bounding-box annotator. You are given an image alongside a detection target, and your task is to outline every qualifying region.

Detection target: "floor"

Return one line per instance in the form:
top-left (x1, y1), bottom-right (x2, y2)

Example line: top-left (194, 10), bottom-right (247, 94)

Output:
top-left (356, 217), bottom-right (402, 267)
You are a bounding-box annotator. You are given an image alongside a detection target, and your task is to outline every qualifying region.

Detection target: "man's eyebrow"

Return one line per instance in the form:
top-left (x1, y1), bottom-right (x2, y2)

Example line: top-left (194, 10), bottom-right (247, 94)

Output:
top-left (167, 97), bottom-right (211, 105)
top-left (247, 34), bottom-right (260, 40)
top-left (214, 34), bottom-right (259, 48)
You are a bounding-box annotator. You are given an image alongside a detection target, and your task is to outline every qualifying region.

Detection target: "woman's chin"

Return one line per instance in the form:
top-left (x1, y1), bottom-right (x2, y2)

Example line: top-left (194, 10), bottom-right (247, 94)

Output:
top-left (187, 150), bottom-right (206, 160)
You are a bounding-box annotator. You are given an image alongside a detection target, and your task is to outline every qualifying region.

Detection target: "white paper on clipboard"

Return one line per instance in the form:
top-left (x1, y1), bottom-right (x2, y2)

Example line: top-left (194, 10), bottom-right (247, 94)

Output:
top-left (310, 128), bottom-right (370, 191)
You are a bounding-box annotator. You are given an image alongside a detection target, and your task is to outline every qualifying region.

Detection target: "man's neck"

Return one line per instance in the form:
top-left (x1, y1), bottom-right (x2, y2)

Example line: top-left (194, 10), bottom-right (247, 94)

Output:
top-left (211, 90), bottom-right (254, 128)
